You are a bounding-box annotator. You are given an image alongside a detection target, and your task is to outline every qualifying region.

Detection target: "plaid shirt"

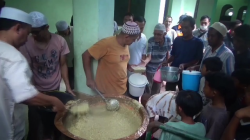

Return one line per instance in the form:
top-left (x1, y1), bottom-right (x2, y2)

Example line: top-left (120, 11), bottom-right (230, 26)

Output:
top-left (146, 36), bottom-right (171, 73)
top-left (200, 44), bottom-right (235, 75)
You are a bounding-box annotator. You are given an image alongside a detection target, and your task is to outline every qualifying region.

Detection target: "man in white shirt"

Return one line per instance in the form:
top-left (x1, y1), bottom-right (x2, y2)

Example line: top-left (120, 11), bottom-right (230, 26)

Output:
top-left (127, 16), bottom-right (147, 76)
top-left (127, 16), bottom-right (147, 100)
top-left (164, 16), bottom-right (177, 45)
top-left (0, 7), bottom-right (65, 140)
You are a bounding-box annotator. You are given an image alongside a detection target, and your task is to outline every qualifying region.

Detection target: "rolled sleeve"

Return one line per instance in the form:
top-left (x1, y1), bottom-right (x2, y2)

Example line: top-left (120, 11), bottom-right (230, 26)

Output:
top-left (225, 54), bottom-right (235, 75)
top-left (3, 60), bottom-right (38, 103)
top-left (88, 39), bottom-right (108, 60)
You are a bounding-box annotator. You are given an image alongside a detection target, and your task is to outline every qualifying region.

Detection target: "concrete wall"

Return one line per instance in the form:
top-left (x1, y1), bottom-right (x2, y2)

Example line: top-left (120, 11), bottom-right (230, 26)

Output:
top-left (169, 0), bottom-right (197, 25)
top-left (214, 0), bottom-right (248, 22)
top-left (6, 0), bottom-right (72, 33)
top-left (196, 0), bottom-right (216, 24)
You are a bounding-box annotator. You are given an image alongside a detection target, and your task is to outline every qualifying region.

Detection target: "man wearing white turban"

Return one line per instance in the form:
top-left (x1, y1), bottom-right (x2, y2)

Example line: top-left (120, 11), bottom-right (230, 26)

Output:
top-left (56, 20), bottom-right (74, 89)
top-left (143, 23), bottom-right (171, 95)
top-left (0, 7), bottom-right (65, 140)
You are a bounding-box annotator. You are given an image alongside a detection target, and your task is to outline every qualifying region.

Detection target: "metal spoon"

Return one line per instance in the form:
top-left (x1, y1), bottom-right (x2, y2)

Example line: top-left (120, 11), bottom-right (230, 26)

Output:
top-left (95, 88), bottom-right (120, 111)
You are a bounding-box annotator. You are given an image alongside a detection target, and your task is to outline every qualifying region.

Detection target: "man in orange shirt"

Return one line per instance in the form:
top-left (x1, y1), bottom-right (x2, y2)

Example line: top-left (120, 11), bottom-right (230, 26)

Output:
top-left (82, 21), bottom-right (140, 95)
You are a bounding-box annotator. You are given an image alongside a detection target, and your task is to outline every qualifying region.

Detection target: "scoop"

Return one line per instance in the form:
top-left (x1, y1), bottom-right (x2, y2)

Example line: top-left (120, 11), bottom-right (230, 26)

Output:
top-left (70, 101), bottom-right (89, 115)
top-left (95, 88), bottom-right (120, 111)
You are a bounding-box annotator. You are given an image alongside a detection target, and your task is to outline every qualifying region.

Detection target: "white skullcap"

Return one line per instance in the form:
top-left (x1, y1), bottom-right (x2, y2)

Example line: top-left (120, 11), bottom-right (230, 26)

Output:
top-left (0, 7), bottom-right (32, 25)
top-left (154, 23), bottom-right (166, 32)
top-left (122, 21), bottom-right (140, 35)
top-left (29, 11), bottom-right (48, 28)
top-left (210, 22), bottom-right (227, 37)
top-left (56, 21), bottom-right (69, 31)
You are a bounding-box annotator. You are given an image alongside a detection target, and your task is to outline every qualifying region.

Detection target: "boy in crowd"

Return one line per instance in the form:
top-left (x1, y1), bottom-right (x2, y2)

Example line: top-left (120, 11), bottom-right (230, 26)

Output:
top-left (199, 72), bottom-right (236, 140)
top-left (147, 90), bottom-right (206, 140)
top-left (199, 57), bottom-right (223, 105)
top-left (222, 76), bottom-right (250, 140)
top-left (229, 69), bottom-right (250, 118)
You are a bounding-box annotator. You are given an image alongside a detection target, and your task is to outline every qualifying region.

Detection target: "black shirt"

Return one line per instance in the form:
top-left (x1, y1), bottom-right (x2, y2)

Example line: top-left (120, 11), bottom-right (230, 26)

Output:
top-left (234, 49), bottom-right (250, 70)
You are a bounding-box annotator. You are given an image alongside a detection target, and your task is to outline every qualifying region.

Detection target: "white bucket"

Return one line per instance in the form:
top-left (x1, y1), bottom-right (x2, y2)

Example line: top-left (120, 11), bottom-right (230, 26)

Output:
top-left (128, 73), bottom-right (148, 97)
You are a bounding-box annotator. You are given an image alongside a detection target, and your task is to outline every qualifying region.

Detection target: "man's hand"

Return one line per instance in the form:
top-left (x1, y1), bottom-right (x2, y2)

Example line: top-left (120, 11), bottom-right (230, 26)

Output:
top-left (146, 121), bottom-right (163, 132)
top-left (86, 79), bottom-right (96, 90)
top-left (187, 65), bottom-right (199, 72)
top-left (138, 59), bottom-right (147, 67)
top-left (127, 64), bottom-right (134, 72)
top-left (66, 88), bottom-right (76, 96)
top-left (52, 97), bottom-right (65, 112)
top-left (235, 106), bottom-right (250, 119)
top-left (179, 64), bottom-right (185, 71)
top-left (162, 61), bottom-right (168, 67)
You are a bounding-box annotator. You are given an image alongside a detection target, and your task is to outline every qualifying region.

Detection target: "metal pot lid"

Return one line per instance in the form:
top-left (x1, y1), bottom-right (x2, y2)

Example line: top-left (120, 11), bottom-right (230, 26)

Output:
top-left (129, 73), bottom-right (148, 86)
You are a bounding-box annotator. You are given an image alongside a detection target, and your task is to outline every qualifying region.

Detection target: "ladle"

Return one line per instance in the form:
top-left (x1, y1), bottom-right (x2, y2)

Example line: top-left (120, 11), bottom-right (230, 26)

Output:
top-left (95, 88), bottom-right (120, 111)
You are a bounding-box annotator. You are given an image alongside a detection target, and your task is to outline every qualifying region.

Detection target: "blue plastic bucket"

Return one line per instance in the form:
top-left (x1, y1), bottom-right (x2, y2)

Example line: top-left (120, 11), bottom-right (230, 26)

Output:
top-left (182, 70), bottom-right (201, 92)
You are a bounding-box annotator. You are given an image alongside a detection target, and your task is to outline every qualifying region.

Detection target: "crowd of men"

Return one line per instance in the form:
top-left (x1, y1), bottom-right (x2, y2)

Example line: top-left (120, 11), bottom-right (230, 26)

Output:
top-left (1, 2), bottom-right (250, 140)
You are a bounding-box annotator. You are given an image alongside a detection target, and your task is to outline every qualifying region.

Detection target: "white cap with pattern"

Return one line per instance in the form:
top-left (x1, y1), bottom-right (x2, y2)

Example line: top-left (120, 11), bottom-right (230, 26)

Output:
top-left (29, 11), bottom-right (48, 28)
top-left (122, 21), bottom-right (140, 35)
top-left (56, 21), bottom-right (68, 31)
top-left (154, 23), bottom-right (166, 33)
top-left (210, 22), bottom-right (227, 37)
top-left (0, 7), bottom-right (32, 25)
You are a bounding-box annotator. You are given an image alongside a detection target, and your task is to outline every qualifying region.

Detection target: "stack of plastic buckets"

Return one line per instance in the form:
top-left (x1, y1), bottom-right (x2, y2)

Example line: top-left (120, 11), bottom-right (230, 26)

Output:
top-left (182, 70), bottom-right (201, 92)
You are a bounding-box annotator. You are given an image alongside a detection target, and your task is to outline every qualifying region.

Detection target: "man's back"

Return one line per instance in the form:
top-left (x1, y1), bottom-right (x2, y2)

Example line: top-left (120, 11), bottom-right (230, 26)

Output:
top-left (159, 121), bottom-right (206, 140)
top-left (199, 104), bottom-right (229, 140)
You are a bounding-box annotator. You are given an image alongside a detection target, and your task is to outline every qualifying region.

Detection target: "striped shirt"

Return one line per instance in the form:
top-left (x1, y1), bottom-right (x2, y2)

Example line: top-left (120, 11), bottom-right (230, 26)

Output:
top-left (201, 44), bottom-right (235, 75)
top-left (146, 91), bottom-right (179, 119)
top-left (146, 36), bottom-right (171, 73)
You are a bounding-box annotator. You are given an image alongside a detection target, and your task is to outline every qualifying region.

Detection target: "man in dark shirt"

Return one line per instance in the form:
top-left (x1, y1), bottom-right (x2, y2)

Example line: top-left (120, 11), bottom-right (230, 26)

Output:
top-left (172, 15), bottom-right (187, 37)
top-left (224, 20), bottom-right (242, 51)
top-left (166, 16), bottom-right (203, 91)
top-left (233, 24), bottom-right (250, 70)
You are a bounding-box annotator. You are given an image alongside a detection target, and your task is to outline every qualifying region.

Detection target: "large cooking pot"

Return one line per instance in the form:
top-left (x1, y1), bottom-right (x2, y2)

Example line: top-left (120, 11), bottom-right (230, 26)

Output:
top-left (161, 66), bottom-right (180, 82)
top-left (54, 94), bottom-right (149, 140)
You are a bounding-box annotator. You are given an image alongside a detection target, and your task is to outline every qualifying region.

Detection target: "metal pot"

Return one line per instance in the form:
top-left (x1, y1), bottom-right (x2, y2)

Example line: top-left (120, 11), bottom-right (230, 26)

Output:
top-left (160, 66), bottom-right (180, 82)
top-left (54, 94), bottom-right (149, 140)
